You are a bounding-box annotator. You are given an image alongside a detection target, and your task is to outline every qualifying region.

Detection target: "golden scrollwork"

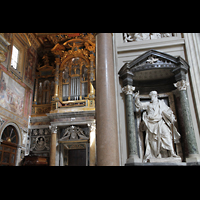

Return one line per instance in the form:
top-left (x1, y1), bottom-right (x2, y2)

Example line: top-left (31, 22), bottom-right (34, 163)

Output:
top-left (51, 43), bottom-right (65, 56)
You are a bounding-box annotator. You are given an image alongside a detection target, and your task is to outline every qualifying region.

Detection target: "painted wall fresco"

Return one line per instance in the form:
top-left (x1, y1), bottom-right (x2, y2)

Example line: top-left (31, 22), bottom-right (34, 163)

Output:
top-left (24, 47), bottom-right (37, 88)
top-left (0, 33), bottom-right (12, 69)
top-left (0, 71), bottom-right (25, 116)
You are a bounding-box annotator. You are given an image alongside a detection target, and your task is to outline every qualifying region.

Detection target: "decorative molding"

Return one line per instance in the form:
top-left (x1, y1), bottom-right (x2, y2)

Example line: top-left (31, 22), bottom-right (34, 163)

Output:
top-left (60, 125), bottom-right (89, 141)
top-left (0, 34), bottom-right (10, 63)
top-left (26, 33), bottom-right (41, 50)
top-left (87, 122), bottom-right (96, 132)
top-left (123, 33), bottom-right (176, 43)
top-left (174, 80), bottom-right (189, 91)
top-left (0, 117), bottom-right (5, 128)
top-left (122, 85), bottom-right (135, 95)
top-left (30, 128), bottom-right (51, 152)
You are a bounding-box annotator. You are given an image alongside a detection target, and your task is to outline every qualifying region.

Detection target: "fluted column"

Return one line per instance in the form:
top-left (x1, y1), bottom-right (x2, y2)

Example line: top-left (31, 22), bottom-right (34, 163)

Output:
top-left (96, 33), bottom-right (119, 166)
top-left (174, 80), bottom-right (200, 164)
top-left (122, 85), bottom-right (141, 164)
top-left (49, 125), bottom-right (57, 166)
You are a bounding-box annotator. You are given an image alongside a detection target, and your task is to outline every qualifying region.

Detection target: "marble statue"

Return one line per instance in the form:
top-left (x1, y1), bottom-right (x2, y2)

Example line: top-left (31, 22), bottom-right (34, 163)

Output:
top-left (135, 91), bottom-right (181, 162)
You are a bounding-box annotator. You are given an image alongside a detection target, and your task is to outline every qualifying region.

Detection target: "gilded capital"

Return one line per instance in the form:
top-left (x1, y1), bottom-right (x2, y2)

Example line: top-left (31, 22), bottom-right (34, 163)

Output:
top-left (122, 85), bottom-right (135, 95)
top-left (174, 80), bottom-right (189, 91)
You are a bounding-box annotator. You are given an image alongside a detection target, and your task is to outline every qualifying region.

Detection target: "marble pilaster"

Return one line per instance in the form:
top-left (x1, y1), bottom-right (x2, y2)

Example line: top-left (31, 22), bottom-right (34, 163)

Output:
top-left (96, 33), bottom-right (119, 166)
top-left (122, 85), bottom-right (141, 164)
top-left (49, 125), bottom-right (57, 166)
top-left (88, 122), bottom-right (96, 166)
top-left (174, 80), bottom-right (200, 163)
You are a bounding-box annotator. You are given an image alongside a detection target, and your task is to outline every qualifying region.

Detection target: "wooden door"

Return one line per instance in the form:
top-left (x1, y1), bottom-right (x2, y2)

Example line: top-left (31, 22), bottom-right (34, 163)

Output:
top-left (68, 149), bottom-right (86, 166)
top-left (0, 143), bottom-right (17, 166)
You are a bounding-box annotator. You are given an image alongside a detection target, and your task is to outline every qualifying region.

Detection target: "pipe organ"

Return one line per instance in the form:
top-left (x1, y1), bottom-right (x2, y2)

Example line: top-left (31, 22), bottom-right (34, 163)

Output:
top-left (32, 33), bottom-right (96, 116)
top-left (61, 57), bottom-right (88, 101)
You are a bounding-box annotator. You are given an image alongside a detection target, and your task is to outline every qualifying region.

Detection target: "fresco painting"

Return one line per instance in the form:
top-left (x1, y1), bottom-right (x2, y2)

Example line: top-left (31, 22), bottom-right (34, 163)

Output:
top-left (0, 72), bottom-right (25, 116)
top-left (24, 47), bottom-right (37, 87)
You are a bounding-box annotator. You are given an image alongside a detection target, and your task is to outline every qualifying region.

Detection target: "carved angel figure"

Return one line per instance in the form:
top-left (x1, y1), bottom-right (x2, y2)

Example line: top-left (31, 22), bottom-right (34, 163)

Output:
top-left (61, 126), bottom-right (89, 140)
top-left (135, 91), bottom-right (180, 162)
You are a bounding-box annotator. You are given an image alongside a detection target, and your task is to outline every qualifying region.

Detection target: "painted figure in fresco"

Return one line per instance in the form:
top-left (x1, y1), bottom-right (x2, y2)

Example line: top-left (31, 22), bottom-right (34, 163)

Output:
top-left (135, 91), bottom-right (180, 162)
top-left (0, 73), bottom-right (6, 94)
top-left (0, 73), bottom-right (8, 107)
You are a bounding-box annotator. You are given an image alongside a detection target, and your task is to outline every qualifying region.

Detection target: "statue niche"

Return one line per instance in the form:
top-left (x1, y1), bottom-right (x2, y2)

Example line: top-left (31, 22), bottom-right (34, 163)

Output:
top-left (135, 91), bottom-right (181, 163)
top-left (118, 50), bottom-right (191, 164)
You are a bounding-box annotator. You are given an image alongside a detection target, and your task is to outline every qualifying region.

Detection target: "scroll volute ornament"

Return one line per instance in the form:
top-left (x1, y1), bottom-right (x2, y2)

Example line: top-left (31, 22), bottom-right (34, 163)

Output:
top-left (51, 43), bottom-right (65, 57)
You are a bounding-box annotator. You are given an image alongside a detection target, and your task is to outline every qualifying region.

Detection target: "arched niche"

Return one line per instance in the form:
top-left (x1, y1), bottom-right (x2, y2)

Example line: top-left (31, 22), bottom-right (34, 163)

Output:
top-left (0, 122), bottom-right (22, 165)
top-left (118, 49), bottom-right (193, 163)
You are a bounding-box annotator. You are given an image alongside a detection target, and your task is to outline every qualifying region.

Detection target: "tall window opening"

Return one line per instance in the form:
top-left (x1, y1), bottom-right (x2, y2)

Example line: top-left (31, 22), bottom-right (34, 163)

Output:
top-left (11, 45), bottom-right (19, 69)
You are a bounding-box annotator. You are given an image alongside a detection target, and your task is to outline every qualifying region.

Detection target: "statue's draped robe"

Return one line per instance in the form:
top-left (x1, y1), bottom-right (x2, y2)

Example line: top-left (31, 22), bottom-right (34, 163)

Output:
top-left (142, 100), bottom-right (180, 160)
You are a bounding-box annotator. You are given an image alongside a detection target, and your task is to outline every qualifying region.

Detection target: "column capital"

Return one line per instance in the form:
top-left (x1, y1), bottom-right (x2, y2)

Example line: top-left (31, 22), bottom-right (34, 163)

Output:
top-left (87, 122), bottom-right (96, 132)
top-left (49, 125), bottom-right (58, 134)
top-left (174, 80), bottom-right (189, 91)
top-left (122, 85), bottom-right (135, 95)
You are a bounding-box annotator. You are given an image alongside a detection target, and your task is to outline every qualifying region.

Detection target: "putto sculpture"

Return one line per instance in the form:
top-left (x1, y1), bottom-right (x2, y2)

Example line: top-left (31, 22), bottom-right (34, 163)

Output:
top-left (135, 91), bottom-right (181, 162)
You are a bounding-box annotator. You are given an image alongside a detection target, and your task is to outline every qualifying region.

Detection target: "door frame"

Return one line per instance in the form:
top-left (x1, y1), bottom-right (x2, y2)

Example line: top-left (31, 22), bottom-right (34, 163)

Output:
top-left (59, 140), bottom-right (89, 166)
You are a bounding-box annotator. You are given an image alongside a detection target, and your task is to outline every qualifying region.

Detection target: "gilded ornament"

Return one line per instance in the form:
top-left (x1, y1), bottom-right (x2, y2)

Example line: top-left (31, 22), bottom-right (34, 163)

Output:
top-left (0, 50), bottom-right (6, 62)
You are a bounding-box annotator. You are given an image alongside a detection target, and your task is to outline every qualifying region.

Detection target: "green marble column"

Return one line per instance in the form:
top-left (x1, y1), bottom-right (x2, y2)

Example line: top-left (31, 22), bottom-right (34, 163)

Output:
top-left (174, 80), bottom-right (200, 163)
top-left (179, 90), bottom-right (198, 154)
top-left (122, 85), bottom-right (141, 163)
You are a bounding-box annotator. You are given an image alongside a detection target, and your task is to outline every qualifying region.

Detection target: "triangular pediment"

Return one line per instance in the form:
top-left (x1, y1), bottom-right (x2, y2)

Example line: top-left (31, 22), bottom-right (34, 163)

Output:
top-left (118, 49), bottom-right (190, 86)
top-left (128, 49), bottom-right (189, 73)
top-left (129, 49), bottom-right (177, 68)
